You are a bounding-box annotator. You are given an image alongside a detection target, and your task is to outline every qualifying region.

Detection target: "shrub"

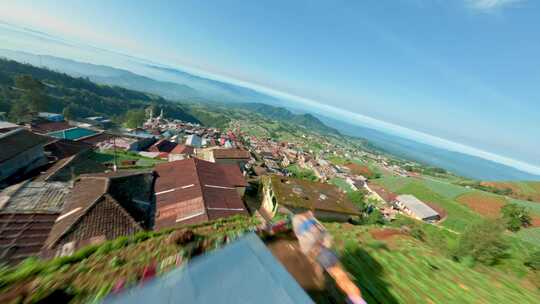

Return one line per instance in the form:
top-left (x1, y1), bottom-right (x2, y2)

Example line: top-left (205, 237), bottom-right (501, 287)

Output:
top-left (501, 203), bottom-right (531, 232)
top-left (525, 251), bottom-right (540, 271)
top-left (453, 220), bottom-right (508, 266)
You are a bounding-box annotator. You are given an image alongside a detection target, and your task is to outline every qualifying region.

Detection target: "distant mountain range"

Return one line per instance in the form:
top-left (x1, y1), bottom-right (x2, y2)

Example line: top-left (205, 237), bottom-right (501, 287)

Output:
top-left (231, 103), bottom-right (339, 135)
top-left (317, 115), bottom-right (540, 181)
top-left (2, 48), bottom-right (538, 181)
top-left (0, 49), bottom-right (285, 105)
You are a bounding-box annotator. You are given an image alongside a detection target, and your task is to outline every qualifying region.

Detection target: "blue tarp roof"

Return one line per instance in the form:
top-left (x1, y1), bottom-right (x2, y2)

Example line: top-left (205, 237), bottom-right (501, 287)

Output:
top-left (104, 233), bottom-right (313, 304)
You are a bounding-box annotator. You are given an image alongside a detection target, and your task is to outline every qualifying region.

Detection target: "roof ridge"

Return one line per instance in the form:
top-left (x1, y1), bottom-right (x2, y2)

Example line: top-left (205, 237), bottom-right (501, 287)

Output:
top-left (46, 178), bottom-right (109, 249)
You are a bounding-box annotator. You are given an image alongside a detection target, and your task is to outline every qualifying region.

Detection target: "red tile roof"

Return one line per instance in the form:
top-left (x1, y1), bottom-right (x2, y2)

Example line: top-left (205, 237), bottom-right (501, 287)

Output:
top-left (0, 213), bottom-right (59, 265)
top-left (44, 176), bottom-right (143, 250)
top-left (154, 158), bottom-right (248, 229)
top-left (212, 149), bottom-right (251, 160)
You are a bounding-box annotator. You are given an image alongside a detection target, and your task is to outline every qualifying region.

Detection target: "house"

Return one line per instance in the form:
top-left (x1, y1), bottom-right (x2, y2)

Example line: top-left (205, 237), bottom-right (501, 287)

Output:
top-left (83, 116), bottom-right (112, 128)
top-left (43, 171), bottom-right (155, 256)
top-left (105, 233), bottom-right (313, 304)
top-left (38, 112), bottom-right (64, 122)
top-left (147, 139), bottom-right (177, 156)
top-left (37, 140), bottom-right (106, 182)
top-left (209, 148), bottom-right (251, 171)
top-left (260, 175), bottom-right (361, 221)
top-left (30, 120), bottom-right (72, 134)
top-left (95, 135), bottom-right (156, 151)
top-left (394, 194), bottom-right (440, 222)
top-left (168, 144), bottom-right (194, 161)
top-left (185, 134), bottom-right (202, 148)
top-left (0, 129), bottom-right (49, 184)
top-left (153, 158), bottom-right (248, 229)
top-left (0, 121), bottom-right (20, 134)
top-left (0, 181), bottom-right (71, 264)
top-left (47, 127), bottom-right (99, 141)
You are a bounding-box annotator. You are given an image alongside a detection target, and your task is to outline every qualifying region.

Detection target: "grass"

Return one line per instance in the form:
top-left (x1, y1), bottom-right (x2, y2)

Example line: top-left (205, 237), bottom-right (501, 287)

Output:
top-left (513, 228), bottom-right (540, 246)
top-left (0, 215), bottom-right (260, 303)
top-left (325, 223), bottom-right (540, 304)
top-left (329, 177), bottom-right (354, 193)
top-left (88, 150), bottom-right (164, 168)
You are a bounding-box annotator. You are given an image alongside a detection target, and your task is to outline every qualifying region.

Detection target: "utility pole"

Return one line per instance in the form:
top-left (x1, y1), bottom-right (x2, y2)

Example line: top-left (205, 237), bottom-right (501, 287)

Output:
top-left (112, 136), bottom-right (117, 172)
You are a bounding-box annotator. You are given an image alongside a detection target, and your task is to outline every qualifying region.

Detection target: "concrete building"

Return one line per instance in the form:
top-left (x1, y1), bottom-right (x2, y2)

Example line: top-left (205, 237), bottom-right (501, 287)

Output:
top-left (38, 112), bottom-right (64, 122)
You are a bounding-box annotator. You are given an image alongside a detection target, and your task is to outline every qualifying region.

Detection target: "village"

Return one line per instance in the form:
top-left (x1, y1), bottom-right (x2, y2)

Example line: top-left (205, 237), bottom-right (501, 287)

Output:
top-left (0, 107), bottom-right (441, 267)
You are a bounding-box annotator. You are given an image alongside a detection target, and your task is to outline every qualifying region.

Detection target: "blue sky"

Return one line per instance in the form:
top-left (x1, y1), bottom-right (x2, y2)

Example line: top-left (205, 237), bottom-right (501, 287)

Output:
top-left (1, 0), bottom-right (539, 174)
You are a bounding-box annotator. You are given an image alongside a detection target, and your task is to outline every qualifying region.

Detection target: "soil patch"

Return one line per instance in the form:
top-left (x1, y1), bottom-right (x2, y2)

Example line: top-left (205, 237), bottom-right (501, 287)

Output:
top-left (456, 192), bottom-right (506, 218)
top-left (368, 184), bottom-right (397, 202)
top-left (346, 163), bottom-right (373, 178)
top-left (369, 228), bottom-right (404, 241)
top-left (425, 202), bottom-right (448, 221)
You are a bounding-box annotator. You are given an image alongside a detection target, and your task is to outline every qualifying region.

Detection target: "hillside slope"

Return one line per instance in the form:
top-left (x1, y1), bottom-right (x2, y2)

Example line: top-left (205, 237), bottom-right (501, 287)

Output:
top-left (480, 181), bottom-right (540, 203)
top-left (232, 102), bottom-right (339, 135)
top-left (0, 58), bottom-right (200, 124)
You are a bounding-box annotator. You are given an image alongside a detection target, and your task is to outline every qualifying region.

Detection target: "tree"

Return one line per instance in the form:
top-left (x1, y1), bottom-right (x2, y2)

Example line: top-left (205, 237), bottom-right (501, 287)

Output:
top-left (15, 75), bottom-right (47, 112)
top-left (453, 220), bottom-right (508, 266)
top-left (501, 203), bottom-right (531, 232)
top-left (62, 105), bottom-right (74, 120)
top-left (124, 109), bottom-right (146, 128)
top-left (8, 101), bottom-right (31, 123)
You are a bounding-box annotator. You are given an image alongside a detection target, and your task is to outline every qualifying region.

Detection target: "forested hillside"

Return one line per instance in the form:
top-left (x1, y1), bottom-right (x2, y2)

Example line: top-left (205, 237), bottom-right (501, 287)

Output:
top-left (0, 58), bottom-right (200, 124)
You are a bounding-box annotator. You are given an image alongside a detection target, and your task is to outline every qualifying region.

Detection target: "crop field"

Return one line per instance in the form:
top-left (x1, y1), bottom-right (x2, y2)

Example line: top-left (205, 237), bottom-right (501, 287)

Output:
top-left (507, 197), bottom-right (540, 216)
top-left (455, 192), bottom-right (506, 218)
top-left (482, 181), bottom-right (540, 202)
top-left (399, 183), bottom-right (482, 232)
top-left (419, 177), bottom-right (472, 199)
top-left (326, 224), bottom-right (540, 304)
top-left (371, 175), bottom-right (409, 192)
top-left (514, 227), bottom-right (540, 246)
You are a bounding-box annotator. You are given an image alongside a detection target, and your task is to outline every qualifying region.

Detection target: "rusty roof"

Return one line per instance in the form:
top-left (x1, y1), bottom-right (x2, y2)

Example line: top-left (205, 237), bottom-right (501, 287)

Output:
top-left (212, 149), bottom-right (251, 160)
top-left (154, 158), bottom-right (248, 229)
top-left (267, 175), bottom-right (360, 216)
top-left (0, 213), bottom-right (59, 265)
top-left (0, 129), bottom-right (50, 164)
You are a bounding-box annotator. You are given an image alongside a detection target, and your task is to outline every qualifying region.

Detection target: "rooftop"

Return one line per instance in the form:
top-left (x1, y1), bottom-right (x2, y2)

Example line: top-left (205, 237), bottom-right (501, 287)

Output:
top-left (0, 181), bottom-right (70, 213)
top-left (396, 194), bottom-right (439, 219)
top-left (267, 175), bottom-right (360, 216)
top-left (212, 148), bottom-right (251, 159)
top-left (154, 158), bottom-right (248, 229)
top-left (0, 129), bottom-right (50, 164)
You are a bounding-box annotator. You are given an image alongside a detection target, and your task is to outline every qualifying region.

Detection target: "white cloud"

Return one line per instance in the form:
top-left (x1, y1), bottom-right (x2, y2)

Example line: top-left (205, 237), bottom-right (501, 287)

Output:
top-left (466, 0), bottom-right (524, 11)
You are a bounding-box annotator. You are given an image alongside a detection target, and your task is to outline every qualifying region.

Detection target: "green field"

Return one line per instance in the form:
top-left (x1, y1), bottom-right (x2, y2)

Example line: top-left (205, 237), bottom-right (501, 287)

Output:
top-left (326, 224), bottom-right (540, 304)
top-left (329, 177), bottom-right (354, 193)
top-left (88, 150), bottom-right (164, 168)
top-left (514, 227), bottom-right (540, 246)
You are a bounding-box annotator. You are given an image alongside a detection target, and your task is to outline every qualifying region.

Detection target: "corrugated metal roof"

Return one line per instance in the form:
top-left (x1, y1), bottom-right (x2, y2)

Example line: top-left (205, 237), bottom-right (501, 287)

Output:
top-left (0, 181), bottom-right (70, 213)
top-left (396, 194), bottom-right (439, 219)
top-left (104, 233), bottom-right (313, 304)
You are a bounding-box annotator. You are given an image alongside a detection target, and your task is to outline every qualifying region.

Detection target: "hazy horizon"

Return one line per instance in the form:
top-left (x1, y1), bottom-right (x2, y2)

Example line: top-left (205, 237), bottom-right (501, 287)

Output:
top-left (0, 1), bottom-right (539, 176)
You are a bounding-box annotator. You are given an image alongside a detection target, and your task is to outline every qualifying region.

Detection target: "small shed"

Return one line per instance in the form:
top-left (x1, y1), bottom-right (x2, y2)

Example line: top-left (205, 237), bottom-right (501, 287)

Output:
top-left (394, 194), bottom-right (440, 222)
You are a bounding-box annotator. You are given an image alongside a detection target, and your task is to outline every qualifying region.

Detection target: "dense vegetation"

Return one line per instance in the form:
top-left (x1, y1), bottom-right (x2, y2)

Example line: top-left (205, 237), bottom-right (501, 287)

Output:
top-left (0, 58), bottom-right (200, 125)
